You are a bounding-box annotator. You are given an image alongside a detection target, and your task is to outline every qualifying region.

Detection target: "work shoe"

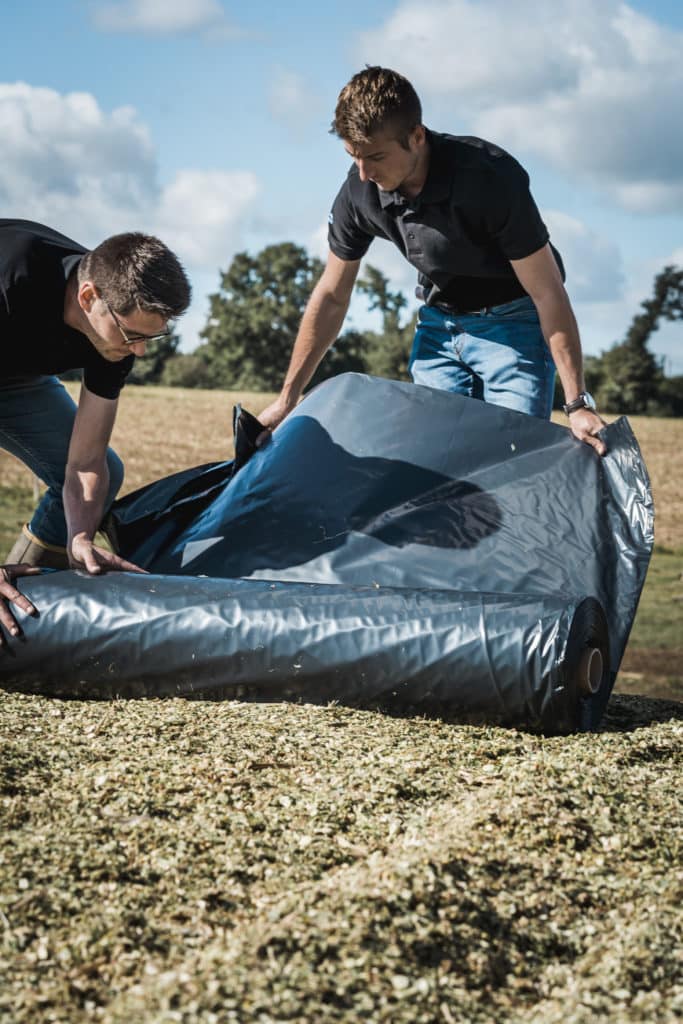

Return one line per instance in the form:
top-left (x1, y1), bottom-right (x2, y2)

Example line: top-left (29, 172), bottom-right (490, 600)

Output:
top-left (5, 525), bottom-right (69, 570)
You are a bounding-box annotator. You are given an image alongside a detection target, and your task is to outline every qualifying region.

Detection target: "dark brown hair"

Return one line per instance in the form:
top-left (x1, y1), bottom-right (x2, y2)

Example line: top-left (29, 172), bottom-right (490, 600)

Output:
top-left (331, 66), bottom-right (422, 149)
top-left (79, 233), bottom-right (191, 318)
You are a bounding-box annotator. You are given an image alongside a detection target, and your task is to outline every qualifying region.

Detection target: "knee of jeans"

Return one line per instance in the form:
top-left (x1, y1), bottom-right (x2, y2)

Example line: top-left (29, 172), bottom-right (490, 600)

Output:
top-left (105, 449), bottom-right (125, 506)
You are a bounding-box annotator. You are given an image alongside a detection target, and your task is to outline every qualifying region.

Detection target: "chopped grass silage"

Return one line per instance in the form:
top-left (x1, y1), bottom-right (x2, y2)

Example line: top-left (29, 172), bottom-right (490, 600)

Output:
top-left (1, 692), bottom-right (681, 1023)
top-left (1, 391), bottom-right (681, 1020)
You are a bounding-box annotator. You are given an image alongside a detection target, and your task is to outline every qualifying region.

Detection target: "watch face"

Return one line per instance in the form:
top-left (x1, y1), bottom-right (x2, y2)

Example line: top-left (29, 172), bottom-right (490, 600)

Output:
top-left (583, 392), bottom-right (596, 411)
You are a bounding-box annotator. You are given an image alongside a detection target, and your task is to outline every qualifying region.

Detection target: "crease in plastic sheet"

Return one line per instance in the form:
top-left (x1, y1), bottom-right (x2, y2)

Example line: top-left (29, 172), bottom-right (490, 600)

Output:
top-left (2, 374), bottom-right (654, 732)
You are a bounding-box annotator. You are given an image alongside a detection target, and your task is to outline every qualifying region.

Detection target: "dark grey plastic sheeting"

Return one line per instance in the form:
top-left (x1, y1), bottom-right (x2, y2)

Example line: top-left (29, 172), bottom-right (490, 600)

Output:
top-left (2, 373), bottom-right (654, 733)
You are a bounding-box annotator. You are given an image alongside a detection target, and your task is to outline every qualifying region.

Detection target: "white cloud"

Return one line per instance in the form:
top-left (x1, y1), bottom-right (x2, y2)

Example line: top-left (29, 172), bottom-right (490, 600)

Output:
top-left (571, 244), bottom-right (683, 373)
top-left (361, 0), bottom-right (581, 105)
top-left (611, 181), bottom-right (683, 215)
top-left (308, 218), bottom-right (329, 262)
top-left (268, 68), bottom-right (322, 137)
top-left (91, 0), bottom-right (239, 37)
top-left (0, 82), bottom-right (260, 347)
top-left (156, 170), bottom-right (260, 264)
top-left (358, 0), bottom-right (683, 213)
top-left (543, 210), bottom-right (624, 303)
top-left (0, 82), bottom-right (258, 261)
top-left (174, 277), bottom-right (213, 351)
top-left (0, 83), bottom-right (156, 241)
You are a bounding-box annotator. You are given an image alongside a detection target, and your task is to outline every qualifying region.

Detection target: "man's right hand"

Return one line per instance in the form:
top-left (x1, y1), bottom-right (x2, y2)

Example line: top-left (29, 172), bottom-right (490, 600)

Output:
top-left (256, 395), bottom-right (297, 446)
top-left (0, 564), bottom-right (40, 646)
top-left (68, 535), bottom-right (147, 576)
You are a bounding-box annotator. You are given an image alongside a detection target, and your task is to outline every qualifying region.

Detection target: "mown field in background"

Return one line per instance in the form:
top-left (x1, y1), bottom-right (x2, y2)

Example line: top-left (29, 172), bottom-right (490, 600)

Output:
top-left (1, 385), bottom-right (681, 1023)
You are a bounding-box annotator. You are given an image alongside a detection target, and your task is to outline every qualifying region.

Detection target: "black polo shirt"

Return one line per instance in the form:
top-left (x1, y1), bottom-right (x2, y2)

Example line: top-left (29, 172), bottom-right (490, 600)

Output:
top-left (0, 219), bottom-right (133, 399)
top-left (328, 130), bottom-right (564, 312)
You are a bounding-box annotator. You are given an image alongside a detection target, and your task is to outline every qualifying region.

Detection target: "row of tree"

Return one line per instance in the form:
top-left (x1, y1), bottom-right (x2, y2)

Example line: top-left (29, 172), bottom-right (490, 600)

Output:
top-left (132, 244), bottom-right (683, 416)
top-left (134, 244), bottom-right (413, 392)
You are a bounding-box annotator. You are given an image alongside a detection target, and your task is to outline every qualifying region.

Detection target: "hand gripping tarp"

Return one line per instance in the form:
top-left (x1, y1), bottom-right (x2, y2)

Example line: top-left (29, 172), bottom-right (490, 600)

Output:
top-left (2, 374), bottom-right (654, 733)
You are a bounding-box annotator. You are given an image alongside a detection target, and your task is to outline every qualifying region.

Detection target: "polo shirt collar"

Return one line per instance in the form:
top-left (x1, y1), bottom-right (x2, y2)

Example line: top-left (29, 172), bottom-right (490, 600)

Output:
top-left (377, 128), bottom-right (451, 209)
top-left (63, 252), bottom-right (83, 281)
top-left (378, 187), bottom-right (399, 209)
top-left (419, 129), bottom-right (452, 203)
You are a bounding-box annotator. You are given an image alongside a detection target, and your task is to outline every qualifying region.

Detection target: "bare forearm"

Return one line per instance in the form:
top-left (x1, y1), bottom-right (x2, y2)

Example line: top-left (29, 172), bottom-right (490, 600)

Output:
top-left (280, 286), bottom-right (350, 404)
top-left (535, 290), bottom-right (606, 453)
top-left (535, 291), bottom-right (585, 402)
top-left (63, 462), bottom-right (109, 546)
top-left (63, 461), bottom-right (145, 574)
top-left (257, 254), bottom-right (359, 435)
top-left (62, 389), bottom-right (144, 572)
top-left (511, 246), bottom-right (606, 454)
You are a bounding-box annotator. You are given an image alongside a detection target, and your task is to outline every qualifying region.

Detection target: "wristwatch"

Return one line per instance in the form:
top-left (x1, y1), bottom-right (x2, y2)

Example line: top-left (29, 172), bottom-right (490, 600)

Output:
top-left (563, 391), bottom-right (597, 415)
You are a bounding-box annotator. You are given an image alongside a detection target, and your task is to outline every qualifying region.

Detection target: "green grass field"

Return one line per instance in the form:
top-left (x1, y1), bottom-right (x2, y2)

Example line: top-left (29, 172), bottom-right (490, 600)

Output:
top-left (1, 389), bottom-right (681, 1022)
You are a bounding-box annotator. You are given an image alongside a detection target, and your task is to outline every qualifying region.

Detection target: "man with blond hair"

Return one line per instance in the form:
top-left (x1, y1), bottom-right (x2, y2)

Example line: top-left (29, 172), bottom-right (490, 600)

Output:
top-left (259, 66), bottom-right (605, 453)
top-left (0, 219), bottom-right (191, 642)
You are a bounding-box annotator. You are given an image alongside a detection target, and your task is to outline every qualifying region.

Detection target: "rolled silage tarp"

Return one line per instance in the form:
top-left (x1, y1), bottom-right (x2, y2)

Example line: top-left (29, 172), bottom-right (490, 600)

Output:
top-left (110, 374), bottom-right (653, 725)
top-left (1, 374), bottom-right (652, 732)
top-left (5, 571), bottom-right (608, 735)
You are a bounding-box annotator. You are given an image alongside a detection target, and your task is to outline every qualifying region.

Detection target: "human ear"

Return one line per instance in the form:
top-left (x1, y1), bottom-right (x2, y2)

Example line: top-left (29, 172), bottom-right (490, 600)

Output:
top-left (78, 280), bottom-right (98, 313)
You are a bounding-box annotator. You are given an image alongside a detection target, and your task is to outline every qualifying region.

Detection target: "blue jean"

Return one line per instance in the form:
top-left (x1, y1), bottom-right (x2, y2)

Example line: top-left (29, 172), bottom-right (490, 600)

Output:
top-left (0, 375), bottom-right (123, 548)
top-left (409, 296), bottom-right (556, 419)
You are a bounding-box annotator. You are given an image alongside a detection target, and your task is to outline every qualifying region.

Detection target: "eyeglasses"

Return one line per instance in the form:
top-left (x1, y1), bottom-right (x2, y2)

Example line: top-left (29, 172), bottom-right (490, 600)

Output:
top-left (105, 300), bottom-right (173, 346)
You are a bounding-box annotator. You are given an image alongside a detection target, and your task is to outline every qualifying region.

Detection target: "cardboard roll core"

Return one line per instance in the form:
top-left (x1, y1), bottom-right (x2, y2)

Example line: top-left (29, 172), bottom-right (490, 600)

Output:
top-left (579, 647), bottom-right (604, 695)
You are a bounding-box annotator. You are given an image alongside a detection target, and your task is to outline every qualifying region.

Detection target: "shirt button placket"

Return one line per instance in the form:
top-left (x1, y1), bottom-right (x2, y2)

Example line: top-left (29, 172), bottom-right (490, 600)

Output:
top-left (406, 226), bottom-right (422, 259)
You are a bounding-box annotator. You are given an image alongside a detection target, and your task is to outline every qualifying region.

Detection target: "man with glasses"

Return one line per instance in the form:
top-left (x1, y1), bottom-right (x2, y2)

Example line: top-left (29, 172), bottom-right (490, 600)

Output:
top-left (0, 219), bottom-right (191, 611)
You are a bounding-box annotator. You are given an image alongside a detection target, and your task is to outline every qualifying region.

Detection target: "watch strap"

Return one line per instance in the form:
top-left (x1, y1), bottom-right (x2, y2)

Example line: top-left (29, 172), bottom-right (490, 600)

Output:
top-left (563, 392), bottom-right (595, 415)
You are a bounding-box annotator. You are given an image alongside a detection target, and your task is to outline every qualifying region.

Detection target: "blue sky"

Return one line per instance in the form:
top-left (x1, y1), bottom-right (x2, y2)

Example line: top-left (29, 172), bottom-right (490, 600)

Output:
top-left (3, 0), bottom-right (682, 374)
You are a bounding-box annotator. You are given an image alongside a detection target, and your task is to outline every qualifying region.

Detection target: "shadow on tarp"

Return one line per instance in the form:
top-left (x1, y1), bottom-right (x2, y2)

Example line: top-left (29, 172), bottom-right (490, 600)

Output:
top-left (109, 417), bottom-right (504, 573)
top-left (1, 374), bottom-right (655, 734)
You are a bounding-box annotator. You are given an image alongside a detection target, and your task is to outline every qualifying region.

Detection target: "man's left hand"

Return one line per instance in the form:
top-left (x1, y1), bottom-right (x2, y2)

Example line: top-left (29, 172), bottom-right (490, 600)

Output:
top-left (0, 564), bottom-right (40, 645)
top-left (569, 409), bottom-right (607, 456)
top-left (69, 535), bottom-right (147, 575)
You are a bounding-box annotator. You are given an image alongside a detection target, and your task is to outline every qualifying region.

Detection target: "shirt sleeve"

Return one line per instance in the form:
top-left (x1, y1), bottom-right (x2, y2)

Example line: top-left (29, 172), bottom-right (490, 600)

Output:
top-left (327, 175), bottom-right (375, 262)
top-left (483, 158), bottom-right (549, 261)
top-left (83, 352), bottom-right (134, 400)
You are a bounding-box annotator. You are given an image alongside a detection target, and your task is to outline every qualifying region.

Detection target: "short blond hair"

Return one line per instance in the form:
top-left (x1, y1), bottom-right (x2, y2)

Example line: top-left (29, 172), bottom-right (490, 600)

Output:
top-left (331, 66), bottom-right (422, 149)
